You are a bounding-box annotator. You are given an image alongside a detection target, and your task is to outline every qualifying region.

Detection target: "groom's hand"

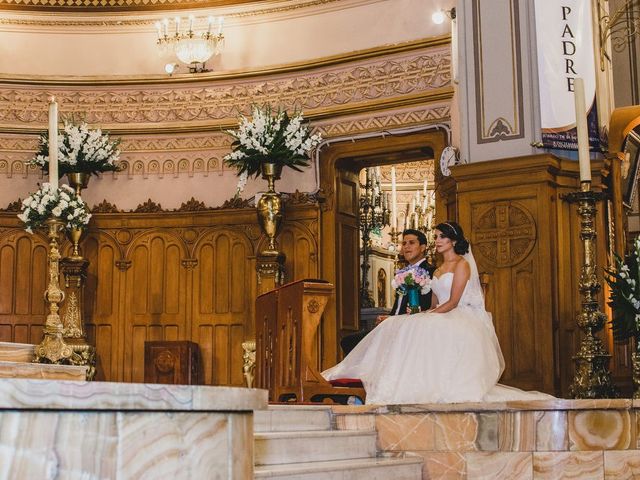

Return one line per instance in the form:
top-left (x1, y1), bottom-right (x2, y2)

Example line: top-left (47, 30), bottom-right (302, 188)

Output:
top-left (375, 315), bottom-right (389, 326)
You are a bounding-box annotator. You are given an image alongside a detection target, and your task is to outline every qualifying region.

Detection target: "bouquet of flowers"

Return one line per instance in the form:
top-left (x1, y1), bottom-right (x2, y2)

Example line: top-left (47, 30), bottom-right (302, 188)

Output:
top-left (605, 237), bottom-right (640, 342)
top-left (17, 183), bottom-right (92, 234)
top-left (223, 105), bottom-right (322, 178)
top-left (391, 266), bottom-right (432, 295)
top-left (29, 121), bottom-right (121, 175)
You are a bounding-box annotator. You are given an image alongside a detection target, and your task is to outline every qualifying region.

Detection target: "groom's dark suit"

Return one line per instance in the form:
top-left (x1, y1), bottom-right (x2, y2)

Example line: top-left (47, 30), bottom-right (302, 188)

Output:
top-left (340, 258), bottom-right (435, 356)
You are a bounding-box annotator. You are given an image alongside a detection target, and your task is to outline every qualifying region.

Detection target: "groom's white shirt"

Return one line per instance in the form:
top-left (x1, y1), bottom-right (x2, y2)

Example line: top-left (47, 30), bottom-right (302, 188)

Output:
top-left (393, 259), bottom-right (427, 315)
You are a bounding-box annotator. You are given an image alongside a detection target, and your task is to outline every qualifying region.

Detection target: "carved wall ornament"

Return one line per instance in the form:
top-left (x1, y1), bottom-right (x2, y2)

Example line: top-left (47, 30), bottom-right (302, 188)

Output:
top-left (307, 299), bottom-right (321, 314)
top-left (0, 49), bottom-right (450, 132)
top-left (472, 201), bottom-right (537, 268)
top-left (92, 200), bottom-right (121, 213)
top-left (177, 197), bottom-right (208, 212)
top-left (283, 190), bottom-right (319, 206)
top-left (115, 259), bottom-right (132, 271)
top-left (154, 350), bottom-right (176, 374)
top-left (218, 197), bottom-right (253, 209)
top-left (134, 199), bottom-right (163, 213)
top-left (4, 199), bottom-right (22, 212)
top-left (181, 258), bottom-right (199, 269)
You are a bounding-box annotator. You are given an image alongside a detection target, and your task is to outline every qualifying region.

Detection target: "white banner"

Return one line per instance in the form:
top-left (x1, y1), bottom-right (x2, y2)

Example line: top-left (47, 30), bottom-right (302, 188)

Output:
top-left (534, 0), bottom-right (599, 149)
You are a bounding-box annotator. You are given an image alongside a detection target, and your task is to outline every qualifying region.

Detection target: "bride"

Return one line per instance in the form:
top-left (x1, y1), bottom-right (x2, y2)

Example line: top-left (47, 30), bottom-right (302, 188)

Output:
top-left (322, 221), bottom-right (551, 404)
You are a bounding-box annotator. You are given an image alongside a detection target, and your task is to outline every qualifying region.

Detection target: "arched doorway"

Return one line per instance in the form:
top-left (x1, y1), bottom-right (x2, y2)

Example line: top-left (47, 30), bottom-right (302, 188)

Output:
top-left (318, 129), bottom-right (451, 367)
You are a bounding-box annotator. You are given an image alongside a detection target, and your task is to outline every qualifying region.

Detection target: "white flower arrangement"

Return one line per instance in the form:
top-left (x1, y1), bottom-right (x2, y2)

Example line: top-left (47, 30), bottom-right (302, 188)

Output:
top-left (17, 183), bottom-right (92, 233)
top-left (606, 237), bottom-right (640, 341)
top-left (223, 105), bottom-right (322, 178)
top-left (29, 121), bottom-right (121, 175)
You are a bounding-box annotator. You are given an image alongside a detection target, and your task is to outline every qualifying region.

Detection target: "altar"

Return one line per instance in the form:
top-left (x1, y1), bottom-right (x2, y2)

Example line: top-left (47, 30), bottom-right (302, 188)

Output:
top-left (0, 378), bottom-right (266, 479)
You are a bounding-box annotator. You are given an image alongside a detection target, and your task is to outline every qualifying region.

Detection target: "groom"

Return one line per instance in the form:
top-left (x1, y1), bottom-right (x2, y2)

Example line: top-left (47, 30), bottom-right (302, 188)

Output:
top-left (340, 228), bottom-right (435, 355)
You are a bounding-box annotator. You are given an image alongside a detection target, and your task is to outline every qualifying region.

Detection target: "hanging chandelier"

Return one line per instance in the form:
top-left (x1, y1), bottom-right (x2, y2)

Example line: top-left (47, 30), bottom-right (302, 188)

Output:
top-left (156, 15), bottom-right (224, 73)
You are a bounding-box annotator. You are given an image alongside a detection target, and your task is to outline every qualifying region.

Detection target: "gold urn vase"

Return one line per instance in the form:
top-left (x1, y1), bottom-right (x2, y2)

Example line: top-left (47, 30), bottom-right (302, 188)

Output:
top-left (257, 162), bottom-right (284, 254)
top-left (66, 172), bottom-right (90, 197)
top-left (65, 172), bottom-right (90, 259)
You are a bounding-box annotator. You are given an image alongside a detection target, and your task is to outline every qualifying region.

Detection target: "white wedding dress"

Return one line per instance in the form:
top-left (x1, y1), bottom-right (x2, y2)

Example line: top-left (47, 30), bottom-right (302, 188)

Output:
top-left (322, 252), bottom-right (552, 404)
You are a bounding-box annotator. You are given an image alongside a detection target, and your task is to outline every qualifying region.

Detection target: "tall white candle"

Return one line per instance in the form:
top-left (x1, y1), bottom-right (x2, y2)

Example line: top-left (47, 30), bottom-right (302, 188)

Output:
top-left (207, 16), bottom-right (214, 34)
top-left (175, 16), bottom-right (180, 35)
top-left (188, 15), bottom-right (194, 33)
top-left (391, 167), bottom-right (397, 230)
top-left (217, 16), bottom-right (224, 35)
top-left (48, 96), bottom-right (58, 190)
top-left (423, 179), bottom-right (428, 197)
top-left (574, 77), bottom-right (591, 182)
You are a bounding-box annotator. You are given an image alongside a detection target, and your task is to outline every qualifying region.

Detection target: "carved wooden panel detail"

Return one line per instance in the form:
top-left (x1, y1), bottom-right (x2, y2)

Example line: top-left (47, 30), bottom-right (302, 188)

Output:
top-left (472, 201), bottom-right (536, 268)
top-left (0, 205), bottom-right (320, 386)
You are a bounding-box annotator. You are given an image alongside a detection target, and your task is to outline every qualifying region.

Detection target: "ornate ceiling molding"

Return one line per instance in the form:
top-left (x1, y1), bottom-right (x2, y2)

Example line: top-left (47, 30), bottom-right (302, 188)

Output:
top-left (0, 0), bottom-right (338, 14)
top-left (0, 45), bottom-right (452, 135)
top-left (0, 103), bottom-right (450, 179)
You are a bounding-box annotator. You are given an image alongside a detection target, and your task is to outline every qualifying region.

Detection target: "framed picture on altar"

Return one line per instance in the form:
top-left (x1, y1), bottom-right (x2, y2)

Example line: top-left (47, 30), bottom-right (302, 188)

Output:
top-left (623, 129), bottom-right (640, 209)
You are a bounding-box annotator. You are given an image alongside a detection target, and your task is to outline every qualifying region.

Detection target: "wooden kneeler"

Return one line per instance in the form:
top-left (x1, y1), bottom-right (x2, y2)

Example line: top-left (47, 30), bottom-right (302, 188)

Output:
top-left (255, 279), bottom-right (366, 403)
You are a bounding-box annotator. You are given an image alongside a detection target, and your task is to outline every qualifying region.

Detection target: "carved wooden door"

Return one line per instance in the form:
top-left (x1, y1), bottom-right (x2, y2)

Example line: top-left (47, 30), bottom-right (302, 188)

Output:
top-left (335, 166), bottom-right (360, 343)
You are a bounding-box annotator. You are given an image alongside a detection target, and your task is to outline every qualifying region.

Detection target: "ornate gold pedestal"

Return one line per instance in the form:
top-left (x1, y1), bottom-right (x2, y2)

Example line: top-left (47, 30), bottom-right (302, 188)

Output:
top-left (60, 257), bottom-right (96, 380)
top-left (257, 251), bottom-right (286, 295)
top-left (33, 218), bottom-right (75, 366)
top-left (257, 162), bottom-right (284, 255)
top-left (565, 182), bottom-right (617, 398)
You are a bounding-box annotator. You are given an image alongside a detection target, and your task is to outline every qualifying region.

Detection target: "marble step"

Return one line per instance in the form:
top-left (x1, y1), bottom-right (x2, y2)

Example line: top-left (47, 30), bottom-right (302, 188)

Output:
top-left (254, 456), bottom-right (423, 479)
top-left (0, 360), bottom-right (88, 381)
top-left (255, 405), bottom-right (333, 432)
top-left (0, 342), bottom-right (35, 363)
top-left (255, 430), bottom-right (377, 466)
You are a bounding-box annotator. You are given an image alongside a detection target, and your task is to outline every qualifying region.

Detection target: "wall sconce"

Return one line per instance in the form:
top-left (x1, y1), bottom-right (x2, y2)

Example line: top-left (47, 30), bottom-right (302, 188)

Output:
top-left (432, 7), bottom-right (458, 84)
top-left (432, 7), bottom-right (456, 24)
top-left (156, 15), bottom-right (224, 73)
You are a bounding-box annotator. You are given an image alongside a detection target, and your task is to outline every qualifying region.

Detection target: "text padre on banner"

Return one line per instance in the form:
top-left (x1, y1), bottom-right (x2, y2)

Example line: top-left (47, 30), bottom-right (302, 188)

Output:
top-left (534, 0), bottom-right (600, 151)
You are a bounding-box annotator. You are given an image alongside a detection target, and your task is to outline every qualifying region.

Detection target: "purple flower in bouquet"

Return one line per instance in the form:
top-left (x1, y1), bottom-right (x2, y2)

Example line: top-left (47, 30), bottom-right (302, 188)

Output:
top-left (391, 266), bottom-right (431, 295)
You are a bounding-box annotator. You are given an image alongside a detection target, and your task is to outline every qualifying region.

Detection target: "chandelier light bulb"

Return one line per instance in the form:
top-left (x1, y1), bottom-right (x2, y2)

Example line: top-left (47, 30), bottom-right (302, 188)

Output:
top-left (432, 10), bottom-right (446, 24)
top-left (165, 63), bottom-right (177, 75)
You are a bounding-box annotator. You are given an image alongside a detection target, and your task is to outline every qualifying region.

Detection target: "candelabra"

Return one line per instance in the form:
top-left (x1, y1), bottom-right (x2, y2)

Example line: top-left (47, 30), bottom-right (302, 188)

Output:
top-left (408, 191), bottom-right (437, 264)
top-left (359, 168), bottom-right (390, 308)
top-left (564, 181), bottom-right (617, 398)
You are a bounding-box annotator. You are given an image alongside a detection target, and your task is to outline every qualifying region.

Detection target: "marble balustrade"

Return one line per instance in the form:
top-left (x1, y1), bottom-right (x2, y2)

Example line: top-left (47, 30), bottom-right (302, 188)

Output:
top-left (0, 378), bottom-right (267, 479)
top-left (331, 399), bottom-right (640, 479)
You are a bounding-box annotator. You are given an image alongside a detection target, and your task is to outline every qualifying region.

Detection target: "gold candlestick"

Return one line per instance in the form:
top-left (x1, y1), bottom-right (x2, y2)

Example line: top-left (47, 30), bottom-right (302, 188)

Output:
top-left (34, 218), bottom-right (74, 365)
top-left (564, 181), bottom-right (617, 398)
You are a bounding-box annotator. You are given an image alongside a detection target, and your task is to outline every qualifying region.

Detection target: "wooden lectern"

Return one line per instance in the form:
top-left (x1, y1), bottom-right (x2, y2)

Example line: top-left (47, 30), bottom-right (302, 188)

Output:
top-left (255, 279), bottom-right (366, 403)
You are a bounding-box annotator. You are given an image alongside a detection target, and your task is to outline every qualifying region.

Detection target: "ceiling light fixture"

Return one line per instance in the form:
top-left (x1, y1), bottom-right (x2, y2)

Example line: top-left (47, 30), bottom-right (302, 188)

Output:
top-left (156, 15), bottom-right (224, 73)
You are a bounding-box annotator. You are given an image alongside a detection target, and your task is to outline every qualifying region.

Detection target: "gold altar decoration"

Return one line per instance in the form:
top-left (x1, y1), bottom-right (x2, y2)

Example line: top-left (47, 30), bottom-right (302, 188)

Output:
top-left (564, 181), bottom-right (617, 398)
top-left (257, 162), bottom-right (284, 255)
top-left (33, 218), bottom-right (74, 365)
top-left (66, 172), bottom-right (90, 259)
top-left (62, 171), bottom-right (95, 378)
top-left (60, 257), bottom-right (96, 380)
top-left (67, 172), bottom-right (90, 196)
top-left (242, 340), bottom-right (256, 388)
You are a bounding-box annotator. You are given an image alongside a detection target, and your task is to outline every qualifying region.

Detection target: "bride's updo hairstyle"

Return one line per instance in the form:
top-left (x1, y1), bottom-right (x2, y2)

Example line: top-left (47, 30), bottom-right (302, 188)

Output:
top-left (435, 221), bottom-right (470, 255)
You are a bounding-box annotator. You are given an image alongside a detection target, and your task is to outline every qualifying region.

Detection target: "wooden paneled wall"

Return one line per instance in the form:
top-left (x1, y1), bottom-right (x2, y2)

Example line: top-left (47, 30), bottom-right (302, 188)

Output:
top-left (445, 154), bottom-right (617, 396)
top-left (0, 202), bottom-right (319, 385)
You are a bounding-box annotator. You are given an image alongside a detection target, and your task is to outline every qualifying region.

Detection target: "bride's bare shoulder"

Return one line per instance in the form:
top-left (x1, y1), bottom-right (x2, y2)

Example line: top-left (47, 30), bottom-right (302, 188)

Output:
top-left (454, 257), bottom-right (470, 274)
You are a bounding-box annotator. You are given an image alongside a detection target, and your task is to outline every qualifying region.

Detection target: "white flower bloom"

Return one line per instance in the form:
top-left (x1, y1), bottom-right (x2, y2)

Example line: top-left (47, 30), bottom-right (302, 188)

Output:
top-left (52, 206), bottom-right (62, 217)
